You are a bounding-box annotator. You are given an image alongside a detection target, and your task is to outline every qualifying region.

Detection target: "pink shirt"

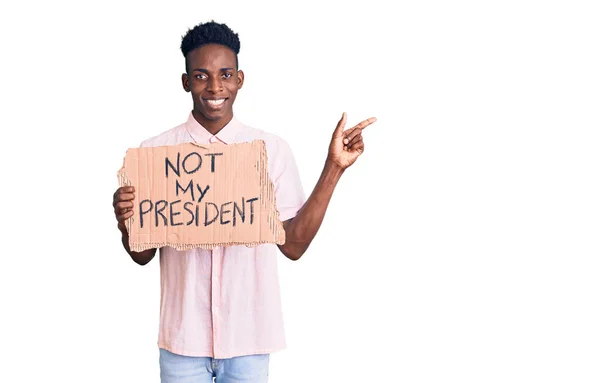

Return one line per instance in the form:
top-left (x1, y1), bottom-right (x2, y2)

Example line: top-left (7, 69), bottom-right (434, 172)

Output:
top-left (140, 112), bottom-right (305, 359)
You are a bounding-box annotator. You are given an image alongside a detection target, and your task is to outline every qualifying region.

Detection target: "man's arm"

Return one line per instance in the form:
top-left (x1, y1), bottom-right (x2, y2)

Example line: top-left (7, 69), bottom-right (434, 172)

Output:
top-left (114, 186), bottom-right (157, 265)
top-left (119, 225), bottom-right (157, 265)
top-left (278, 160), bottom-right (344, 260)
top-left (278, 112), bottom-right (377, 261)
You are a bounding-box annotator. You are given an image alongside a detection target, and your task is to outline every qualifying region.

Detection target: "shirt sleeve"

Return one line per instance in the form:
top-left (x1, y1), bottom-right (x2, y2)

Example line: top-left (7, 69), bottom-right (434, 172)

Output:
top-left (270, 138), bottom-right (306, 222)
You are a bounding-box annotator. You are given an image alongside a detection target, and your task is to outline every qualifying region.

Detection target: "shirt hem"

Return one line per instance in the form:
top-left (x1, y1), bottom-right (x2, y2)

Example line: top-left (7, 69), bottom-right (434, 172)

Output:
top-left (158, 342), bottom-right (286, 359)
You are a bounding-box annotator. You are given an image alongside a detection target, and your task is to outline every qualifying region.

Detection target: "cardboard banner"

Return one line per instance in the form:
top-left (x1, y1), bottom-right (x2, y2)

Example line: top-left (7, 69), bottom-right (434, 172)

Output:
top-left (117, 140), bottom-right (285, 252)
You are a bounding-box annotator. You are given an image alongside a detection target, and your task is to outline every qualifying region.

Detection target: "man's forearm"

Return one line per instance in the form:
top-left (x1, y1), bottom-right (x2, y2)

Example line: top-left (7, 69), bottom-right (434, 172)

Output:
top-left (279, 159), bottom-right (344, 260)
top-left (120, 230), bottom-right (157, 265)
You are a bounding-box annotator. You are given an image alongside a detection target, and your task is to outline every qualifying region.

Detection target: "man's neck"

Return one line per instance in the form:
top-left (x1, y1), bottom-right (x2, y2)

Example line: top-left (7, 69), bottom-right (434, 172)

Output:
top-left (192, 110), bottom-right (233, 136)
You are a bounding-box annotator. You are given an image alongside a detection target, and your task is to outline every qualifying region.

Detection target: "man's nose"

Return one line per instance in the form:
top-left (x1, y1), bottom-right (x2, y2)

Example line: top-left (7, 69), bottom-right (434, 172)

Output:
top-left (207, 77), bottom-right (223, 92)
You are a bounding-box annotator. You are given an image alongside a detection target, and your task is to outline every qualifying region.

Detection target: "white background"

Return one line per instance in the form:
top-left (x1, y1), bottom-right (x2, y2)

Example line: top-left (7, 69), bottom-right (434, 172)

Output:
top-left (1, 0), bottom-right (599, 382)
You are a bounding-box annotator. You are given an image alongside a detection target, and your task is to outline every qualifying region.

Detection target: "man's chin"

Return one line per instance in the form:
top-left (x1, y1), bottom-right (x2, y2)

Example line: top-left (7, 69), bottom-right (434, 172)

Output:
top-left (194, 109), bottom-right (230, 122)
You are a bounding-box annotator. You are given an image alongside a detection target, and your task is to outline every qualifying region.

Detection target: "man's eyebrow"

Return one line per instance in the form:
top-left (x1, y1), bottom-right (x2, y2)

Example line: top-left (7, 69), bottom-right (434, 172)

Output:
top-left (192, 68), bottom-right (235, 72)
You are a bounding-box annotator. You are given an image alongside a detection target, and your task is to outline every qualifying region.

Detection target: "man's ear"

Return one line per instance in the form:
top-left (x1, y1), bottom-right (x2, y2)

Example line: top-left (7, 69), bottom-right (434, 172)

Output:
top-left (237, 69), bottom-right (244, 89)
top-left (182, 73), bottom-right (190, 92)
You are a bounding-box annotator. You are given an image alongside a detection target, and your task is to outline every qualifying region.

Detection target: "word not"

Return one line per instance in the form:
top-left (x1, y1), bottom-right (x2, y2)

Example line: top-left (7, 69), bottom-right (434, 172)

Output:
top-left (165, 151), bottom-right (223, 177)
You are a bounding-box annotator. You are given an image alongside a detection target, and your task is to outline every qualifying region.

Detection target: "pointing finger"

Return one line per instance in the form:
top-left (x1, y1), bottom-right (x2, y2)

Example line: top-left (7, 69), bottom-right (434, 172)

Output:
top-left (353, 117), bottom-right (377, 131)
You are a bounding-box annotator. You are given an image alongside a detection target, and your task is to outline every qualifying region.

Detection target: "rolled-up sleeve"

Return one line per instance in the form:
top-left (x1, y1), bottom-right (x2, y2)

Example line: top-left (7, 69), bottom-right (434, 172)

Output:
top-left (269, 139), bottom-right (306, 222)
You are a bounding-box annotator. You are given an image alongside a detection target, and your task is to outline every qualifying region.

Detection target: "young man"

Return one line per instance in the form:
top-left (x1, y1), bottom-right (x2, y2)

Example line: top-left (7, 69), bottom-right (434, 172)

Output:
top-left (112, 21), bottom-right (376, 382)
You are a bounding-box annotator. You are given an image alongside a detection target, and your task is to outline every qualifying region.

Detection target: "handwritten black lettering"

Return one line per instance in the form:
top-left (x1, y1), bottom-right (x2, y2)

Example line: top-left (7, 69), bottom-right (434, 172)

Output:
top-left (169, 200), bottom-right (183, 226)
top-left (204, 202), bottom-right (219, 226)
top-left (247, 197), bottom-right (258, 225)
top-left (206, 153), bottom-right (223, 173)
top-left (182, 152), bottom-right (202, 174)
top-left (165, 153), bottom-right (181, 178)
top-left (196, 184), bottom-right (210, 203)
top-left (155, 200), bottom-right (168, 227)
top-left (220, 202), bottom-right (232, 225)
top-left (184, 202), bottom-right (195, 226)
top-left (139, 200), bottom-right (153, 228)
top-left (233, 197), bottom-right (245, 227)
top-left (176, 179), bottom-right (195, 201)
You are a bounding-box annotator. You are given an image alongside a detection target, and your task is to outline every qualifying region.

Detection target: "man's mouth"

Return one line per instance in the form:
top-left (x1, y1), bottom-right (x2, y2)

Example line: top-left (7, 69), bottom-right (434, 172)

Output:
top-left (204, 98), bottom-right (227, 109)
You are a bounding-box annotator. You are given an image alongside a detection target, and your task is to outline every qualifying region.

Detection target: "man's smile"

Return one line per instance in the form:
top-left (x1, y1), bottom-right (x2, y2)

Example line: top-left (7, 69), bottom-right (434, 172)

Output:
top-left (203, 97), bottom-right (228, 110)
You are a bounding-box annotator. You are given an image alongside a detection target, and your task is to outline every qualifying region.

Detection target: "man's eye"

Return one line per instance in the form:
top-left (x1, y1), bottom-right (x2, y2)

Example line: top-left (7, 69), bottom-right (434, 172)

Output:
top-left (222, 73), bottom-right (232, 79)
top-left (195, 74), bottom-right (207, 80)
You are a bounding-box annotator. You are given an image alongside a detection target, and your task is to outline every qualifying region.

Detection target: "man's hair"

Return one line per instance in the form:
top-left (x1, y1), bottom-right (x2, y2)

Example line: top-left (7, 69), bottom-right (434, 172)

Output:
top-left (180, 21), bottom-right (240, 70)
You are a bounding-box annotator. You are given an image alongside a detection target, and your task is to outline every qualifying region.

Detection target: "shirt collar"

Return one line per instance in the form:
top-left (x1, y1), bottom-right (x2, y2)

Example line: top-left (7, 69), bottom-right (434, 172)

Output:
top-left (184, 111), bottom-right (242, 145)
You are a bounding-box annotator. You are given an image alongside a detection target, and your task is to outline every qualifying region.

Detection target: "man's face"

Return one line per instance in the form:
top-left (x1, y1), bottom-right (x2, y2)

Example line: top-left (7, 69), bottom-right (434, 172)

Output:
top-left (182, 44), bottom-right (244, 125)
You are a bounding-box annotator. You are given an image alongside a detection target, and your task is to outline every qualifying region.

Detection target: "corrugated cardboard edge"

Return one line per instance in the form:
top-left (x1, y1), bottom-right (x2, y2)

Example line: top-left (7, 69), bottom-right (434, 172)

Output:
top-left (116, 140), bottom-right (286, 251)
top-left (258, 139), bottom-right (286, 247)
top-left (116, 148), bottom-right (134, 237)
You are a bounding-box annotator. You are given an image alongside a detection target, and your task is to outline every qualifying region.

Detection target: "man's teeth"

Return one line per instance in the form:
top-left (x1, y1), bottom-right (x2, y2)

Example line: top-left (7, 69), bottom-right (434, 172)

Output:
top-left (207, 99), bottom-right (225, 106)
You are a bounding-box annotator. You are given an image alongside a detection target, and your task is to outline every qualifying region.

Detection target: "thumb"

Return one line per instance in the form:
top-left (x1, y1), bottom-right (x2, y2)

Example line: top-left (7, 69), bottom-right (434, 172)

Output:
top-left (332, 112), bottom-right (347, 138)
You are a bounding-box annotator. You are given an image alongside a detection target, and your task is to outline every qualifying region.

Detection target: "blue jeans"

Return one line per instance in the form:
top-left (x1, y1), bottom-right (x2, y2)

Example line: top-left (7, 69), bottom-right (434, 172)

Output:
top-left (159, 348), bottom-right (270, 383)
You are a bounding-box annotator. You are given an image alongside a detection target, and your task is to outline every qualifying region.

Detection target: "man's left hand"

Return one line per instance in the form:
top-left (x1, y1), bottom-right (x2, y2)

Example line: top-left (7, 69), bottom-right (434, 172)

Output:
top-left (327, 112), bottom-right (377, 169)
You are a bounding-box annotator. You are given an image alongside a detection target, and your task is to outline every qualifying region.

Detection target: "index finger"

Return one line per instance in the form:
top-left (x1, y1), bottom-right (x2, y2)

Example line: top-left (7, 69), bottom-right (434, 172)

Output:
top-left (114, 186), bottom-right (135, 198)
top-left (113, 186), bottom-right (135, 204)
top-left (352, 117), bottom-right (377, 131)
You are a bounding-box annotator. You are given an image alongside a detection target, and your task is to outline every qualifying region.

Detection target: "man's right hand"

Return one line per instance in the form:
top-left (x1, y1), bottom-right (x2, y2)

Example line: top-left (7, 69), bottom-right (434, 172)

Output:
top-left (113, 185), bottom-right (156, 265)
top-left (113, 186), bottom-right (135, 234)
